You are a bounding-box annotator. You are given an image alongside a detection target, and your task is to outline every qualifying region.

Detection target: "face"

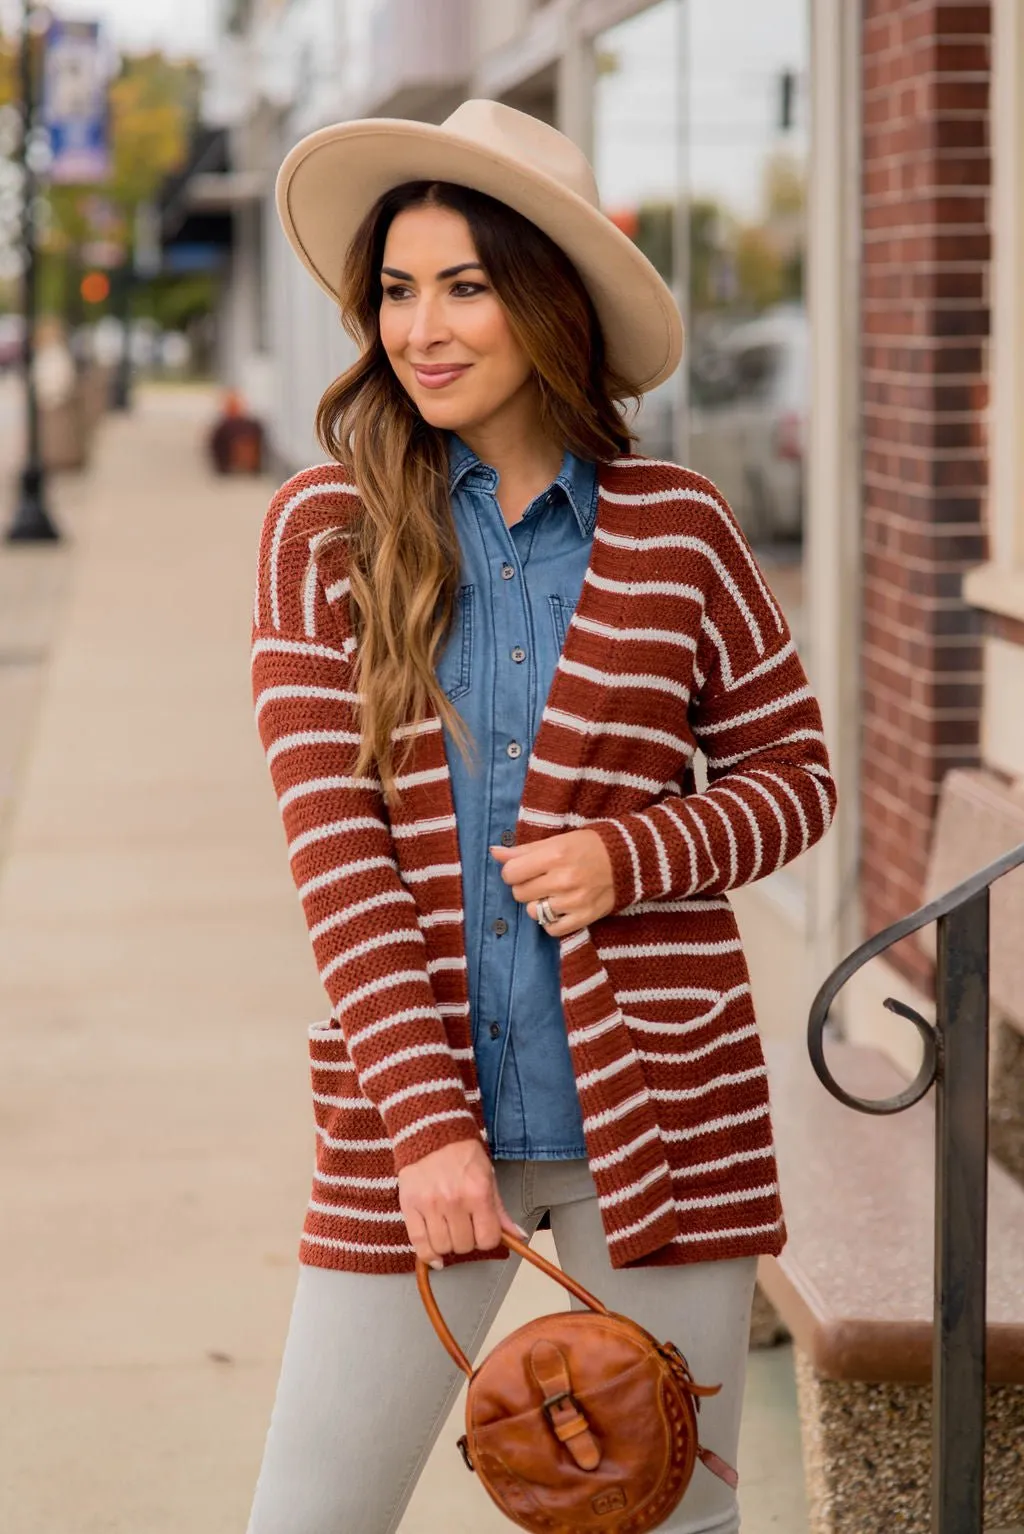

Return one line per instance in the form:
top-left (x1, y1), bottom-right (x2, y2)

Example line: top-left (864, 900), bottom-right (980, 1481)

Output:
top-left (378, 204), bottom-right (535, 433)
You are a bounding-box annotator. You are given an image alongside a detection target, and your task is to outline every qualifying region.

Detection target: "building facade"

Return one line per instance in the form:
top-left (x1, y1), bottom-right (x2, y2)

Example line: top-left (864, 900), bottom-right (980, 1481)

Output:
top-left (194, 1), bottom-right (1023, 1137)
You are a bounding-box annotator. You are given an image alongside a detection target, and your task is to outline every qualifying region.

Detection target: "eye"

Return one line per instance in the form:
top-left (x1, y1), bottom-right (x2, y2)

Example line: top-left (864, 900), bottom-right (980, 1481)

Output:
top-left (451, 281), bottom-right (488, 297)
top-left (381, 284), bottom-right (411, 301)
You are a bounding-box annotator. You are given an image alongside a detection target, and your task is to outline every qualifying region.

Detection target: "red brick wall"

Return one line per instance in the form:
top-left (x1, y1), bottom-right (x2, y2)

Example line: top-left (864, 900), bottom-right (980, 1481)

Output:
top-left (860, 0), bottom-right (991, 986)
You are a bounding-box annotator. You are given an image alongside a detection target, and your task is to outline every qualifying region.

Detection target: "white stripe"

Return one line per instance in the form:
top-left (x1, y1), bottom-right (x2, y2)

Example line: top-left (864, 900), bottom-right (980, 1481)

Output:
top-left (282, 782), bottom-right (380, 814)
top-left (671, 1215), bottom-right (785, 1246)
top-left (528, 756), bottom-right (666, 793)
top-left (572, 613), bottom-right (697, 652)
top-left (401, 862), bottom-right (461, 884)
top-left (673, 1183), bottom-right (778, 1213)
top-left (302, 560), bottom-right (319, 637)
top-left (256, 683), bottom-right (363, 722)
top-left (341, 975), bottom-right (438, 1024)
top-left (360, 1042), bottom-right (455, 1083)
top-left (307, 1199), bottom-right (406, 1222)
top-left (586, 568), bottom-right (705, 606)
top-left (638, 1023), bottom-right (758, 1063)
top-left (418, 908), bottom-right (463, 928)
top-left (437, 1001), bottom-right (470, 1017)
top-left (600, 473), bottom-right (783, 631)
top-left (298, 855), bottom-right (395, 902)
top-left (314, 1124), bottom-right (391, 1151)
top-left (595, 939), bottom-right (742, 959)
top-left (251, 635), bottom-right (343, 666)
top-left (715, 785), bottom-right (763, 881)
top-left (653, 798), bottom-right (701, 893)
top-left (595, 525), bottom-right (764, 653)
top-left (582, 1089), bottom-right (651, 1133)
top-left (694, 685), bottom-right (812, 737)
top-left (318, 928), bottom-right (423, 984)
top-left (596, 1165), bottom-right (667, 1210)
top-left (706, 728), bottom-right (825, 772)
top-left (289, 814), bottom-right (385, 855)
top-left (649, 1065), bottom-right (768, 1101)
top-left (393, 765), bottom-right (450, 790)
top-left (312, 1091), bottom-right (377, 1110)
top-left (302, 1233), bottom-right (414, 1255)
top-left (620, 896), bottom-right (731, 915)
top-left (324, 576), bottom-right (351, 602)
top-left (391, 717), bottom-right (442, 740)
top-left (269, 479), bottom-right (353, 629)
top-left (377, 1080), bottom-right (466, 1115)
top-left (557, 655), bottom-right (691, 705)
top-left (391, 1108), bottom-right (478, 1145)
top-left (574, 1052), bottom-right (639, 1092)
top-left (309, 889), bottom-right (414, 942)
top-left (518, 806), bottom-right (595, 830)
top-left (701, 794), bottom-right (739, 887)
top-left (606, 1198), bottom-right (675, 1243)
top-left (266, 728), bottom-right (362, 766)
top-left (599, 818), bottom-right (642, 906)
top-left (619, 984), bottom-right (752, 1036)
top-left (426, 956), bottom-right (466, 974)
top-left (566, 1010), bottom-right (623, 1048)
top-left (728, 775), bottom-right (788, 870)
top-left (659, 1102), bottom-right (771, 1142)
top-left (746, 769), bottom-right (811, 855)
top-left (588, 1125), bottom-right (661, 1171)
top-left (313, 1171), bottom-right (399, 1190)
top-left (542, 707), bottom-right (693, 755)
top-left (391, 814), bottom-right (458, 839)
top-left (561, 970), bottom-right (607, 1003)
top-left (670, 1144), bottom-right (775, 1181)
top-left (345, 1005), bottom-right (440, 1050)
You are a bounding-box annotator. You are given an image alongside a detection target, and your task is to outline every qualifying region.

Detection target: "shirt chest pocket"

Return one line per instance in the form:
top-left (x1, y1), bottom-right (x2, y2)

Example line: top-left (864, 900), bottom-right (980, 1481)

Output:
top-left (548, 594), bottom-right (578, 652)
top-left (437, 584), bottom-right (475, 702)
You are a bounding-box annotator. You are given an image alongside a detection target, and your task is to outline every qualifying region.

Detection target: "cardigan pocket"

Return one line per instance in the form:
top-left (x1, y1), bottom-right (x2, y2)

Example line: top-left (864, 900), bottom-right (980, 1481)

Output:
top-left (437, 584), bottom-right (475, 702)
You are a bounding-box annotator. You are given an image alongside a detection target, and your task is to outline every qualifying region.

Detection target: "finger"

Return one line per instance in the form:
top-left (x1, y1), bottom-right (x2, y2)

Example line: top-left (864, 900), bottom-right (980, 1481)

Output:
top-left (528, 901), bottom-right (586, 937)
top-left (447, 1207), bottom-right (476, 1255)
top-left (404, 1208), bottom-right (444, 1270)
top-left (490, 845), bottom-right (550, 885)
top-left (495, 1195), bottom-right (529, 1242)
top-left (511, 871), bottom-right (573, 906)
top-left (424, 1209), bottom-right (454, 1258)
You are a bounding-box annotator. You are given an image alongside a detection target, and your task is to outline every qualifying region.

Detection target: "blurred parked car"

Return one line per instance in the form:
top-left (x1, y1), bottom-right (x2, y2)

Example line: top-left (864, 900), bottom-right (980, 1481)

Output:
top-left (688, 306), bottom-right (806, 544)
top-left (632, 305), bottom-right (807, 545)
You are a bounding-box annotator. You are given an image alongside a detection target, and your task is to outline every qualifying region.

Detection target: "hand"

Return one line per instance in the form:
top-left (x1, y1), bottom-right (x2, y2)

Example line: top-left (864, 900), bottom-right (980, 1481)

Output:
top-left (489, 829), bottom-right (615, 937)
top-left (398, 1139), bottom-right (526, 1270)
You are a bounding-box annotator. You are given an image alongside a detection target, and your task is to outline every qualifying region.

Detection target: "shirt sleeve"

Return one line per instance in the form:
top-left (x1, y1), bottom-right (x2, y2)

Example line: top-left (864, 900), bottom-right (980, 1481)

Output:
top-left (251, 476), bottom-right (480, 1169)
top-left (589, 493), bottom-right (837, 910)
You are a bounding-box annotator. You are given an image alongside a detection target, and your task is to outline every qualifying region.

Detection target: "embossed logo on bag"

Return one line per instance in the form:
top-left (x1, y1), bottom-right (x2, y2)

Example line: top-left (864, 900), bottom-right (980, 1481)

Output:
top-left (591, 1486), bottom-right (628, 1516)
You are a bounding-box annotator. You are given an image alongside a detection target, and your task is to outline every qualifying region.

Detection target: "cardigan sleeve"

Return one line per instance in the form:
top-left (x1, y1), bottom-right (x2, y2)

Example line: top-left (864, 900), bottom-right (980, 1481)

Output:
top-left (590, 490), bottom-right (837, 910)
top-left (251, 474), bottom-right (480, 1169)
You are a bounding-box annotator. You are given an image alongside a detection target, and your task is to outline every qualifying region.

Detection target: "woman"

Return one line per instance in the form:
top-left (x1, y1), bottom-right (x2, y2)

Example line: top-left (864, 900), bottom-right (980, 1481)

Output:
top-left (249, 100), bottom-right (835, 1534)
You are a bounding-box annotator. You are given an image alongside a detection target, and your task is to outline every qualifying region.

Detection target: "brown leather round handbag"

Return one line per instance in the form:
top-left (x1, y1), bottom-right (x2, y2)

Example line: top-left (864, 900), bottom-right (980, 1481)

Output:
top-left (417, 1233), bottom-right (737, 1533)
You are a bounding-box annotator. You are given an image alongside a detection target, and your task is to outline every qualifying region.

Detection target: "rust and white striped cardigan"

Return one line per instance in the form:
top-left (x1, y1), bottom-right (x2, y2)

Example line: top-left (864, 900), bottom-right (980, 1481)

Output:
top-left (251, 455), bottom-right (836, 1275)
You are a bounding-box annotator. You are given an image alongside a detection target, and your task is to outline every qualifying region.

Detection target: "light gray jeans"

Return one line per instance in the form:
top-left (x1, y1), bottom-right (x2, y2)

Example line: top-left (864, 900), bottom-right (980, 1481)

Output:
top-left (247, 1159), bottom-right (756, 1534)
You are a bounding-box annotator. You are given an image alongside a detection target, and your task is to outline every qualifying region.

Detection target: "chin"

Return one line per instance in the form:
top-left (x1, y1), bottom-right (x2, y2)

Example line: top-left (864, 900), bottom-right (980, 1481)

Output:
top-left (412, 394), bottom-right (487, 433)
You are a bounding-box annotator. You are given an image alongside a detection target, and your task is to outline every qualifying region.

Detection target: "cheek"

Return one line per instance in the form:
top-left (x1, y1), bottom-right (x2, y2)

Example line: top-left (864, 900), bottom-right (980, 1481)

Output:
top-left (378, 305), bottom-right (406, 364)
top-left (468, 304), bottom-right (532, 390)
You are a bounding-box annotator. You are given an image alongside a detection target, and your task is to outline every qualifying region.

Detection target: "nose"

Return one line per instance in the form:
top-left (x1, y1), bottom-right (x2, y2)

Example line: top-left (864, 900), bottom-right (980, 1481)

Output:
top-left (406, 291), bottom-right (452, 353)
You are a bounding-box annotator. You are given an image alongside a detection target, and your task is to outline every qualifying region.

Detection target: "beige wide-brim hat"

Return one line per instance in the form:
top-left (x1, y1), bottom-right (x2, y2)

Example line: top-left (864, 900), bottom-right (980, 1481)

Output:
top-left (275, 98), bottom-right (683, 394)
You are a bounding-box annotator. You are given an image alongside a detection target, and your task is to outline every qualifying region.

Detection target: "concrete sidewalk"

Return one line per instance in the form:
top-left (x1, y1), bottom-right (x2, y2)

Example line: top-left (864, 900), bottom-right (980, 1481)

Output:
top-left (0, 388), bottom-right (806, 1533)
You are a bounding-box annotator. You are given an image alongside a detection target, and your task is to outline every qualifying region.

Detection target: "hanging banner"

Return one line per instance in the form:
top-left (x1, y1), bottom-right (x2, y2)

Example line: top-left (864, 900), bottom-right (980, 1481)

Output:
top-left (42, 20), bottom-right (112, 185)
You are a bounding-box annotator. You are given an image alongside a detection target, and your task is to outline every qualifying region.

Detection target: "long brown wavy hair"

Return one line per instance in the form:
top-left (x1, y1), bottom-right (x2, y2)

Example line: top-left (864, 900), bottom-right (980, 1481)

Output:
top-left (315, 179), bottom-right (637, 804)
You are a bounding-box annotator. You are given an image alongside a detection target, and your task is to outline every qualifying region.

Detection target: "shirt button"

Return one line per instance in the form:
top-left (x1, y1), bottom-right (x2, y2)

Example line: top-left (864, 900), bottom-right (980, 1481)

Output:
top-left (500, 829), bottom-right (515, 847)
top-left (492, 917), bottom-right (509, 936)
top-left (501, 562), bottom-right (515, 580)
top-left (506, 740), bottom-right (522, 759)
top-left (511, 645), bottom-right (526, 663)
top-left (489, 1021), bottom-right (501, 1040)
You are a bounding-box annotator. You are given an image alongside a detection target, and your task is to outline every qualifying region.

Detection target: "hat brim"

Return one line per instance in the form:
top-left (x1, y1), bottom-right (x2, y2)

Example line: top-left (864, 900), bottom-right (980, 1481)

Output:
top-left (275, 118), bottom-right (683, 394)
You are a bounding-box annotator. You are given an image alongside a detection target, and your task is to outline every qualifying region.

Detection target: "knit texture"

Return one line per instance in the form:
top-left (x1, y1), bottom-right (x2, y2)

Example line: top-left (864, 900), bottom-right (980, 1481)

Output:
top-left (251, 456), bottom-right (836, 1274)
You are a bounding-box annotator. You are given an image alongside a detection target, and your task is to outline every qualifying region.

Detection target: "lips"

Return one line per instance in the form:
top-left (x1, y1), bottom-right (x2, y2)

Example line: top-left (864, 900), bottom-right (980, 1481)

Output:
top-left (412, 364), bottom-right (471, 390)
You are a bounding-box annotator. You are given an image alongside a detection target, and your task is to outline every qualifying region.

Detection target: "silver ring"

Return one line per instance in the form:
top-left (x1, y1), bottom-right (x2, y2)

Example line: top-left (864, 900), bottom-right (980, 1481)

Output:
top-left (537, 897), bottom-right (560, 927)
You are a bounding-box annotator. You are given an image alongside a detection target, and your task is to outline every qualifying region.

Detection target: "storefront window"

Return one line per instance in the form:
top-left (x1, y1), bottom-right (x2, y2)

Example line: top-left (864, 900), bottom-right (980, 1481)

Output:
top-left (593, 0), bottom-right (809, 592)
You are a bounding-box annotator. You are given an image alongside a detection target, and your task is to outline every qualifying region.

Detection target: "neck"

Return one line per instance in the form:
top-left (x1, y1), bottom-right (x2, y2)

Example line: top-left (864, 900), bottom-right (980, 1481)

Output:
top-left (456, 384), bottom-right (564, 525)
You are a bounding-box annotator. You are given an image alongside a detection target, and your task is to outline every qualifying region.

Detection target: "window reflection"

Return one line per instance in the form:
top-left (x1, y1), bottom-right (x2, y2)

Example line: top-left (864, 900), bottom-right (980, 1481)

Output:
top-left (593, 0), bottom-right (809, 571)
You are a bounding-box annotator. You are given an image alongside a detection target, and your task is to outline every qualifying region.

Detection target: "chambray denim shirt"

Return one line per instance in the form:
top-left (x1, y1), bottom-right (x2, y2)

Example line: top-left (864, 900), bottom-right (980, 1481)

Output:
top-left (436, 434), bottom-right (598, 1159)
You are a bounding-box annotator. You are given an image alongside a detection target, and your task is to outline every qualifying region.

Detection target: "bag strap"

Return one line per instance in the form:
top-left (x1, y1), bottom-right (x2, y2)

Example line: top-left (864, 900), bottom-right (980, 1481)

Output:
top-left (416, 1230), bottom-right (609, 1376)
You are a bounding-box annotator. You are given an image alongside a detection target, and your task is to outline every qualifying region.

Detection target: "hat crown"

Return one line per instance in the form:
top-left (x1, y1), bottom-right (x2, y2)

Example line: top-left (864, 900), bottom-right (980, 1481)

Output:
top-left (440, 99), bottom-right (599, 208)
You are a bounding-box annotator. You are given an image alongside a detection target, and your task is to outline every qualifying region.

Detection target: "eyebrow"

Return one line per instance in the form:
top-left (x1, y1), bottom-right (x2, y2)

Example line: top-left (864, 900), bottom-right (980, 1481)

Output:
top-left (380, 262), bottom-right (485, 281)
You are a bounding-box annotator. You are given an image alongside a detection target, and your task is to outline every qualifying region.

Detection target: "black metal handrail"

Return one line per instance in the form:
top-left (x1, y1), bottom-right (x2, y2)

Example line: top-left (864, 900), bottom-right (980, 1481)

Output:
top-left (807, 839), bottom-right (1024, 1534)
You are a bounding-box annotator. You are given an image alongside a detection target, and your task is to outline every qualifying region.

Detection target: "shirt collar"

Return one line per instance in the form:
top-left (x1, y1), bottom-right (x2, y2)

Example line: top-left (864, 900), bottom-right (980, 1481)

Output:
top-left (447, 434), bottom-right (599, 538)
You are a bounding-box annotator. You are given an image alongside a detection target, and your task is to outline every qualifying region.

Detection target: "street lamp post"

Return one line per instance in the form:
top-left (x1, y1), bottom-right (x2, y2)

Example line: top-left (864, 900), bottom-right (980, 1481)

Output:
top-left (6, 0), bottom-right (60, 543)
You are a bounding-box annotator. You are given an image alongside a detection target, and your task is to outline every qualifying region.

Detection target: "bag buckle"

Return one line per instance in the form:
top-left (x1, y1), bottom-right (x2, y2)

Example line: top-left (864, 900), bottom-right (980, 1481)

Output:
top-left (542, 1390), bottom-right (576, 1424)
